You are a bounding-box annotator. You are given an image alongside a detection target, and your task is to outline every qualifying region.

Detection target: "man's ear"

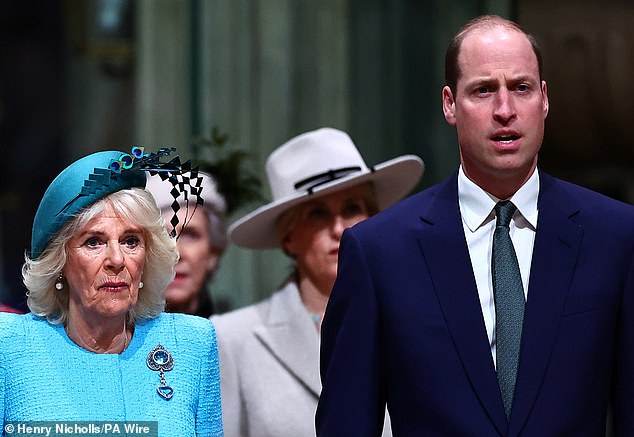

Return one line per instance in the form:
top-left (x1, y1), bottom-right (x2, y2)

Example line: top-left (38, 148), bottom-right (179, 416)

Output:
top-left (442, 86), bottom-right (457, 126)
top-left (541, 80), bottom-right (549, 118)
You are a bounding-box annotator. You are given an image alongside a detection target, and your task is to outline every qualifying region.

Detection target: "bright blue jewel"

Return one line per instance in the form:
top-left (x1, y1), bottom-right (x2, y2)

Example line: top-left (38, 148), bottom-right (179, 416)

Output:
top-left (154, 350), bottom-right (169, 365)
top-left (158, 385), bottom-right (174, 400)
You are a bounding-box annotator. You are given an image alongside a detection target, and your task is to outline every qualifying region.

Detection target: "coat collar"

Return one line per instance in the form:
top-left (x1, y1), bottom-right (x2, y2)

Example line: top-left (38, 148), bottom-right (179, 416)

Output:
top-left (417, 173), bottom-right (508, 434)
top-left (417, 172), bottom-right (583, 434)
top-left (253, 281), bottom-right (322, 397)
top-left (508, 172), bottom-right (583, 434)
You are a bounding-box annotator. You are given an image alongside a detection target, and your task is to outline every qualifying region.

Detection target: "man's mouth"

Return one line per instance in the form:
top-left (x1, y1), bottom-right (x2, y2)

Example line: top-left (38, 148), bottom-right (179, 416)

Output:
top-left (492, 134), bottom-right (520, 143)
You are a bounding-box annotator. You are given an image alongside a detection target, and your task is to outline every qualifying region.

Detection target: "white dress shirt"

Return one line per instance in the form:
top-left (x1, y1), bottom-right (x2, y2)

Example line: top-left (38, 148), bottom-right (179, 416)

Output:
top-left (458, 166), bottom-right (539, 367)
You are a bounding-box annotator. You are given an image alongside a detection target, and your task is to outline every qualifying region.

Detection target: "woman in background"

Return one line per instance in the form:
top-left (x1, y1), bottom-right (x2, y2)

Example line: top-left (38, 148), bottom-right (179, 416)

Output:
top-left (146, 172), bottom-right (227, 317)
top-left (212, 127), bottom-right (424, 436)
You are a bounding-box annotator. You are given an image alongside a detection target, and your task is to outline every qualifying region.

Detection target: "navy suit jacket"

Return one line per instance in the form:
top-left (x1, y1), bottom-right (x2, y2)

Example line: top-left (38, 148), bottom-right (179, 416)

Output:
top-left (317, 172), bottom-right (634, 436)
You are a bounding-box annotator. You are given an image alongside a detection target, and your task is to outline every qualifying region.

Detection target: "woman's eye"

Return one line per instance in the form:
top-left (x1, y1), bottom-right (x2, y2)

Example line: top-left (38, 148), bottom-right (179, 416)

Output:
top-left (123, 236), bottom-right (140, 248)
top-left (308, 207), bottom-right (329, 219)
top-left (179, 228), bottom-right (202, 241)
top-left (84, 237), bottom-right (101, 248)
top-left (343, 202), bottom-right (363, 217)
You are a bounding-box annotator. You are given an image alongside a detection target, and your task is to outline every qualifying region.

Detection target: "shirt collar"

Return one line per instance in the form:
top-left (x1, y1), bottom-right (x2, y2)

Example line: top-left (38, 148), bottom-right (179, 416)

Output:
top-left (458, 165), bottom-right (539, 232)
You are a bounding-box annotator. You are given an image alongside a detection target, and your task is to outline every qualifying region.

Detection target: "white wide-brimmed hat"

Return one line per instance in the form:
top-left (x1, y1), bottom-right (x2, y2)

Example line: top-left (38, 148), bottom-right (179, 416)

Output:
top-left (229, 127), bottom-right (424, 249)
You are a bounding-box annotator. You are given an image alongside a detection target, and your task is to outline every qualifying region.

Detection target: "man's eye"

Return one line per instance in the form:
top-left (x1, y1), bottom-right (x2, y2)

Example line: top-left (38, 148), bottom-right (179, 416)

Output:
top-left (516, 84), bottom-right (529, 92)
top-left (477, 87), bottom-right (489, 94)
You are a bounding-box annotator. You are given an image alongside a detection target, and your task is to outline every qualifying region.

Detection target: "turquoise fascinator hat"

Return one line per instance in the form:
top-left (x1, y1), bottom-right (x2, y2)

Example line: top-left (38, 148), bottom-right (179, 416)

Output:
top-left (30, 147), bottom-right (203, 260)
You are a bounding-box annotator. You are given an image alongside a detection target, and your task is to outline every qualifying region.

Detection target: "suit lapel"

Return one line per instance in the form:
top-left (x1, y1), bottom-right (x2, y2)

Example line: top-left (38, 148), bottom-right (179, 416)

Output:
top-left (509, 173), bottom-right (583, 434)
top-left (253, 283), bottom-right (321, 397)
top-left (418, 176), bottom-right (508, 434)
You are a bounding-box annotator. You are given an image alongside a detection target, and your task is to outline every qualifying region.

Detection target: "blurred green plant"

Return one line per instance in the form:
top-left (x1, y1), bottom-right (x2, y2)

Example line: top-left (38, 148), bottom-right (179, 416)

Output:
top-left (192, 126), bottom-right (264, 215)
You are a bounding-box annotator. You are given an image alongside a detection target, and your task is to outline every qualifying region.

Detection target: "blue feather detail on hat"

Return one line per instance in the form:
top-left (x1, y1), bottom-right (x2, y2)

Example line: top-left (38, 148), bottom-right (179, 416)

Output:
top-left (31, 147), bottom-right (203, 259)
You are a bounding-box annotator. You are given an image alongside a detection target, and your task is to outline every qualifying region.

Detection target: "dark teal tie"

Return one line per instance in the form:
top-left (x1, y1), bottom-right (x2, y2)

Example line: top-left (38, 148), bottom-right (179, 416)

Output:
top-left (493, 201), bottom-right (525, 419)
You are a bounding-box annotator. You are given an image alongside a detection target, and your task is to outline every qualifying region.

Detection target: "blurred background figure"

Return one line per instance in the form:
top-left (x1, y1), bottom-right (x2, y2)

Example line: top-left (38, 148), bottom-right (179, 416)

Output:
top-left (146, 172), bottom-right (227, 318)
top-left (0, 302), bottom-right (20, 313)
top-left (212, 127), bottom-right (424, 436)
top-left (146, 129), bottom-right (262, 317)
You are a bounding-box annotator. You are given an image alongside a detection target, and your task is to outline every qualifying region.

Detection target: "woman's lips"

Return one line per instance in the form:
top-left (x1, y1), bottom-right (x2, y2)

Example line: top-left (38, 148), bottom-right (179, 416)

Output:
top-left (99, 282), bottom-right (128, 292)
top-left (171, 273), bottom-right (187, 285)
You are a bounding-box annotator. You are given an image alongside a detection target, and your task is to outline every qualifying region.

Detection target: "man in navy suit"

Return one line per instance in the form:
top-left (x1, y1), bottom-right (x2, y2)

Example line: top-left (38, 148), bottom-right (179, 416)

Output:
top-left (316, 15), bottom-right (634, 436)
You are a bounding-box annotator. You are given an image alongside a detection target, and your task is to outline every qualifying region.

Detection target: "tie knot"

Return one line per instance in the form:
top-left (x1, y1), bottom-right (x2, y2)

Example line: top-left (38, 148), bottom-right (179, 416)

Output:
top-left (495, 201), bottom-right (517, 228)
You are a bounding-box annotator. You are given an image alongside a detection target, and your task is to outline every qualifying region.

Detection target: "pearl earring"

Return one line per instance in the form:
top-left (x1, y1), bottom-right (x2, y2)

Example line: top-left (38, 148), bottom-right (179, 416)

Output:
top-left (55, 273), bottom-right (64, 291)
top-left (139, 281), bottom-right (144, 289)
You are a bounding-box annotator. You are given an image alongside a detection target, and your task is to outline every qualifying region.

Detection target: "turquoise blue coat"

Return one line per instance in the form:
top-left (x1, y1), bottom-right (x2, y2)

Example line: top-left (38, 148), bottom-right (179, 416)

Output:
top-left (0, 312), bottom-right (223, 436)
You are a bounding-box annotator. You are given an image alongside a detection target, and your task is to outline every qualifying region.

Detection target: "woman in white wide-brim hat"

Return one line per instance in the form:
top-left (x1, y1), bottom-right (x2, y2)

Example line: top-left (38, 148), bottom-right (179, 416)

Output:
top-left (212, 127), bottom-right (424, 437)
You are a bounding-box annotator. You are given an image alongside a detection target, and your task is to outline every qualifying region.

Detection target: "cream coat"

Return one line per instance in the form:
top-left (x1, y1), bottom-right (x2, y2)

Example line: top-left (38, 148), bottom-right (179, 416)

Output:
top-left (212, 282), bottom-right (392, 436)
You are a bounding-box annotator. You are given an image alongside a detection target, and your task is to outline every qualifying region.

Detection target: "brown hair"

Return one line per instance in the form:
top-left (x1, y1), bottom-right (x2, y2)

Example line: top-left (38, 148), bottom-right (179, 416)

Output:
top-left (444, 15), bottom-right (543, 95)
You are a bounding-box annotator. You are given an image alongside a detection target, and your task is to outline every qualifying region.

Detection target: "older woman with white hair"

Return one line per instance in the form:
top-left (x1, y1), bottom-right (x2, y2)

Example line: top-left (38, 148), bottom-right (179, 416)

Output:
top-left (146, 172), bottom-right (227, 317)
top-left (212, 127), bottom-right (424, 436)
top-left (0, 148), bottom-right (223, 436)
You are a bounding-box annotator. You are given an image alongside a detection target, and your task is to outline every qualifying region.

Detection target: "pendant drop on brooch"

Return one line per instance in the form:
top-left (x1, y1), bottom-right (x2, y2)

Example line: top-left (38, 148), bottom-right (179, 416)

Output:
top-left (147, 343), bottom-right (174, 400)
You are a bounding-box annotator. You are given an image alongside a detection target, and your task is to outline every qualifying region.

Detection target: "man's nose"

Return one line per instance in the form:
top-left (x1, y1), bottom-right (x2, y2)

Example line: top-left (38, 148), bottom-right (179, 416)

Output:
top-left (493, 89), bottom-right (517, 124)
